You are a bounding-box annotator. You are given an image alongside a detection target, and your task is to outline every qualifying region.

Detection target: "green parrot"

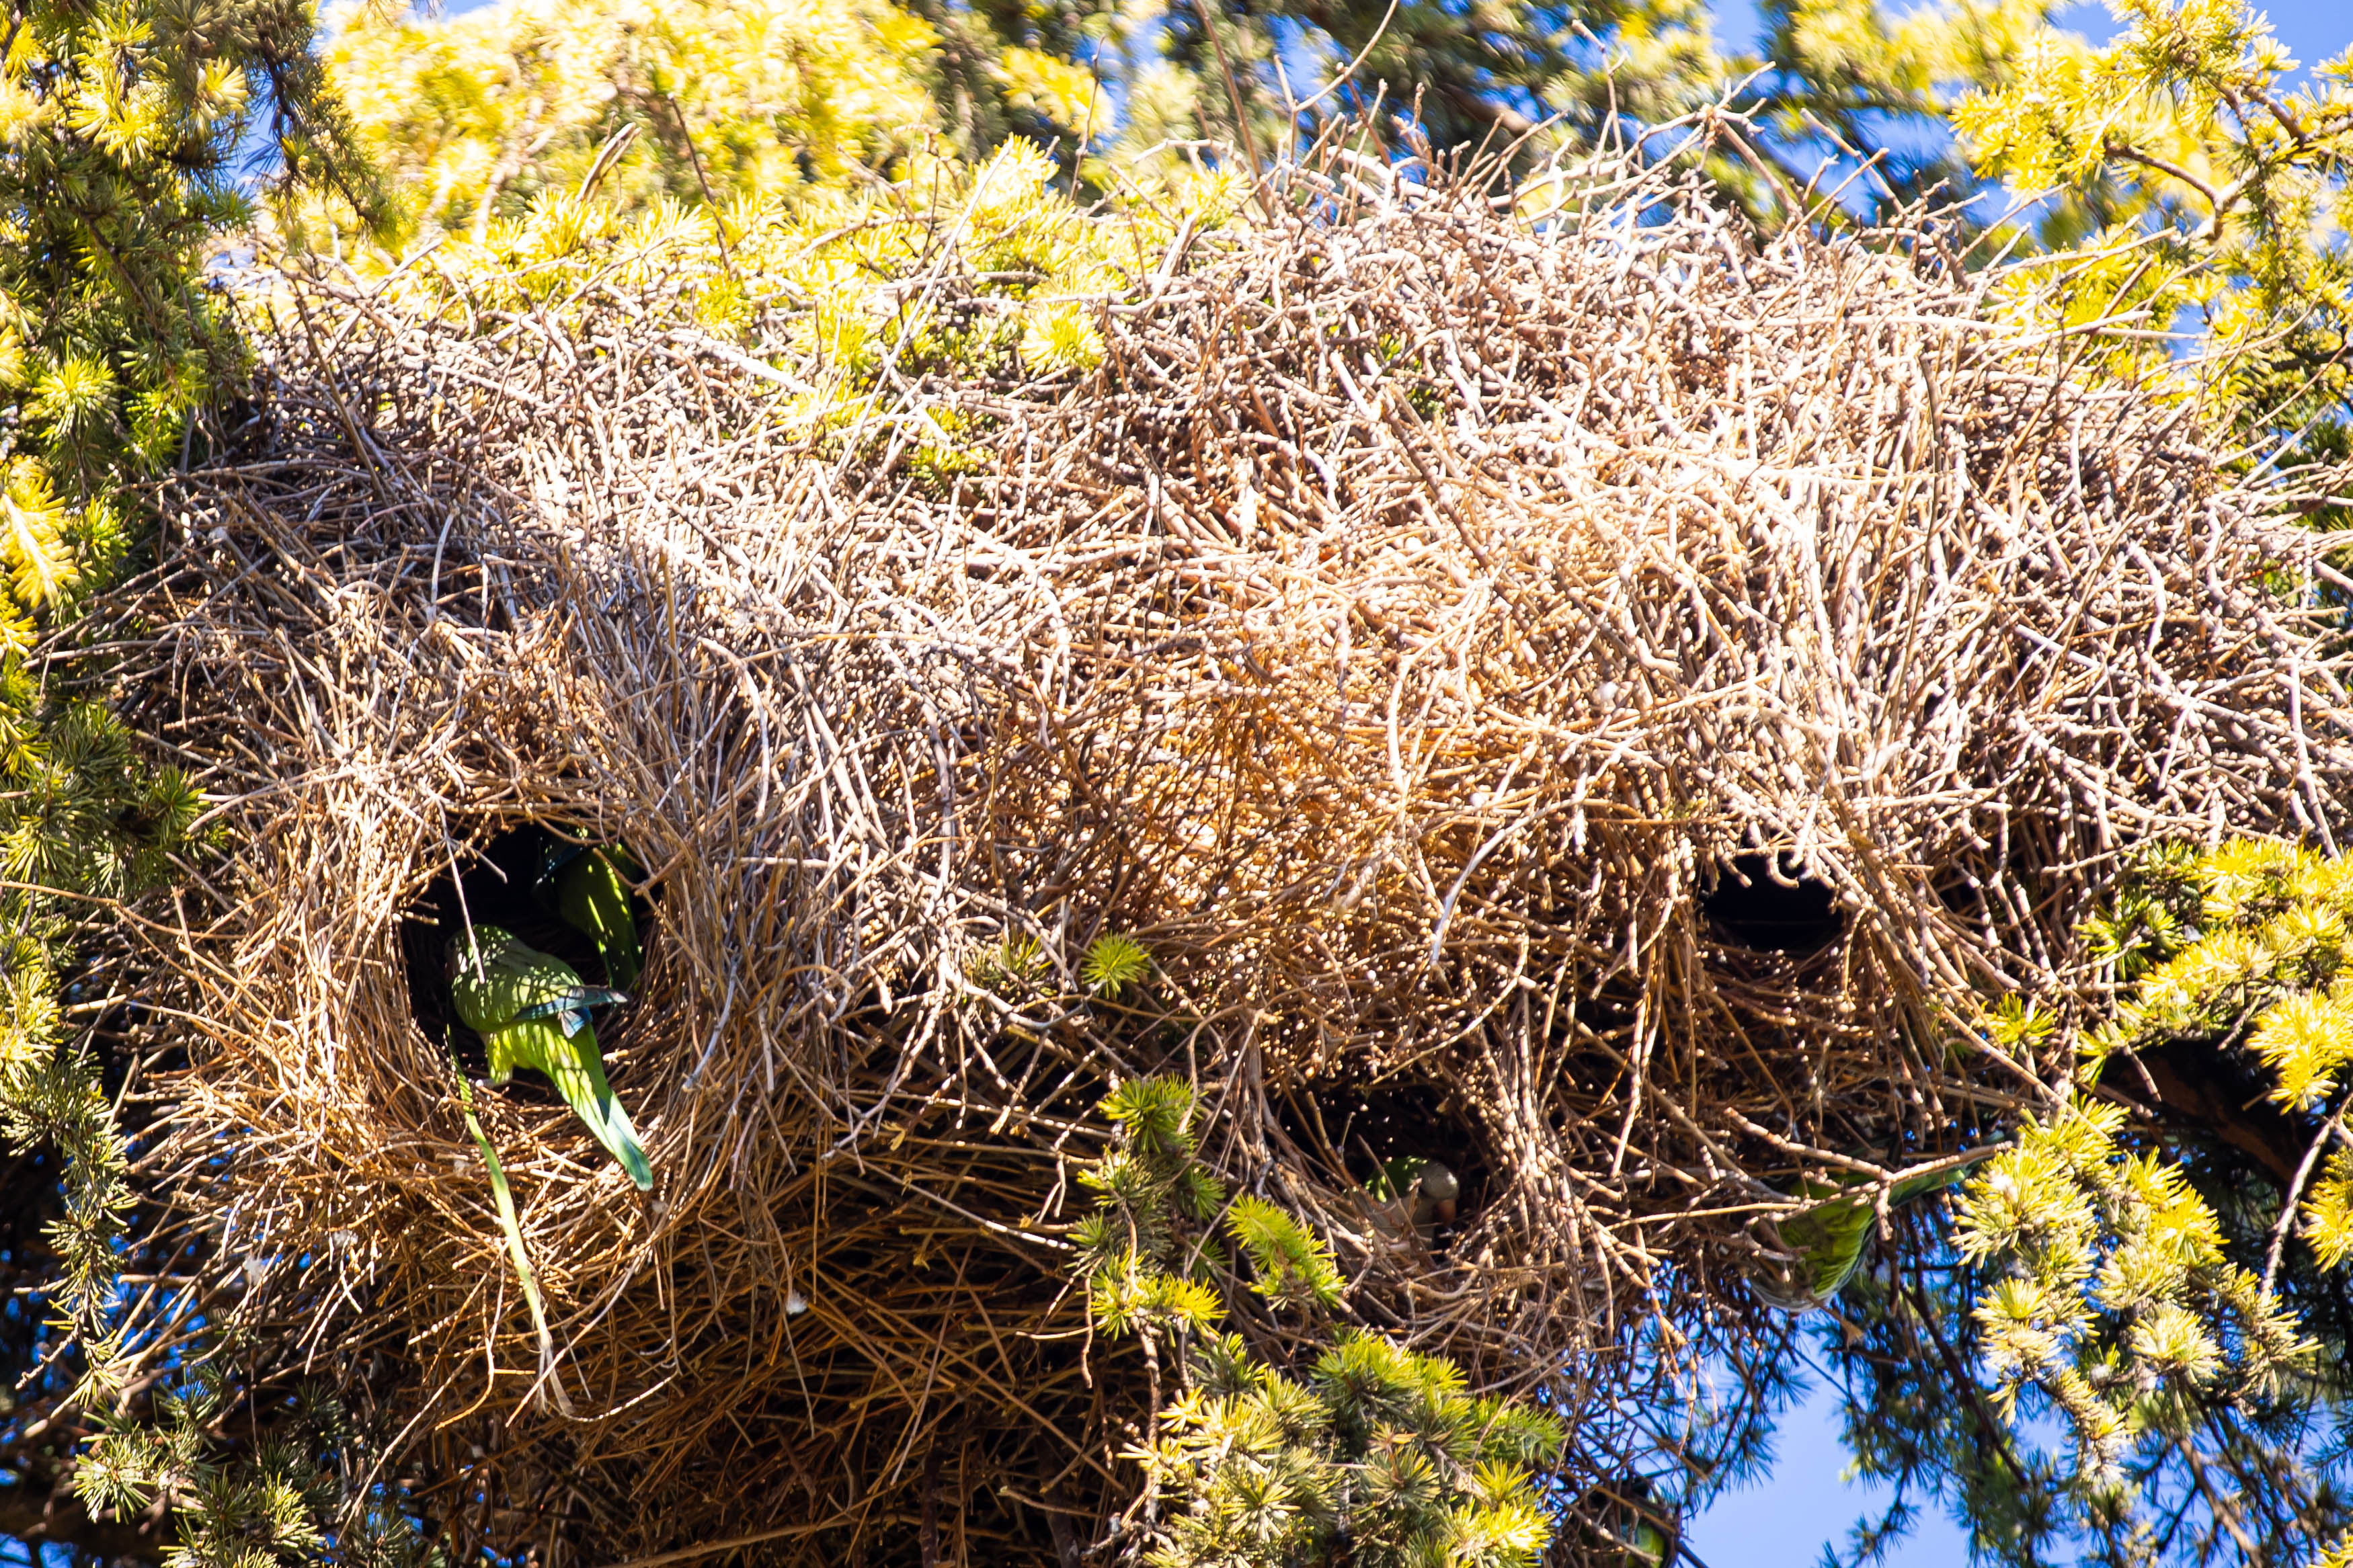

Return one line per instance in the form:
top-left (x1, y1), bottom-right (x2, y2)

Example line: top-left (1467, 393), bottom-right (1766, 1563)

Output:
top-left (1749, 1148), bottom-right (2000, 1312)
top-left (446, 924), bottom-right (650, 1190)
top-left (1363, 1157), bottom-right (1461, 1245)
top-left (1620, 1483), bottom-right (1677, 1568)
top-left (1627, 1513), bottom-right (1676, 1568)
top-left (537, 838), bottom-right (643, 993)
top-left (1579, 1477), bottom-right (1678, 1567)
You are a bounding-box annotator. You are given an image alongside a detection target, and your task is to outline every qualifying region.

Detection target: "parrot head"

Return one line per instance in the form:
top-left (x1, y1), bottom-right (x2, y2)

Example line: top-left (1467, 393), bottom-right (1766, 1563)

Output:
top-left (1419, 1161), bottom-right (1460, 1223)
top-left (444, 924), bottom-right (512, 981)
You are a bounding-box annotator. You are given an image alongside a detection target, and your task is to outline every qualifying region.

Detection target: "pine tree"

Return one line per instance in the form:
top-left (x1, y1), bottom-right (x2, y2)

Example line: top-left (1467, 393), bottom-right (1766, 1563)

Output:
top-left (1799, 840), bottom-right (2353, 1565)
top-left (320, 0), bottom-right (946, 250)
top-left (1952, 0), bottom-right (2353, 495)
top-left (1099, 0), bottom-right (1722, 181)
top-left (315, 0), bottom-right (1743, 236)
top-left (0, 0), bottom-right (372, 1553)
top-left (1069, 1070), bottom-right (1565, 1568)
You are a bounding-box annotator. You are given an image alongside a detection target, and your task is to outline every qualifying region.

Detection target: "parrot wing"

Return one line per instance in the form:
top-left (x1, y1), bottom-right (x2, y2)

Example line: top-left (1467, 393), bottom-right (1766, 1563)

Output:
top-left (1365, 1155), bottom-right (1427, 1204)
top-left (1780, 1194), bottom-right (1876, 1301)
top-left (557, 850), bottom-right (642, 993)
top-left (1628, 1520), bottom-right (1675, 1568)
top-left (1752, 1151), bottom-right (1999, 1311)
top-left (450, 930), bottom-right (594, 1031)
top-left (1887, 1145), bottom-right (2002, 1205)
top-left (537, 839), bottom-right (590, 889)
top-left (1747, 1176), bottom-right (1872, 1312)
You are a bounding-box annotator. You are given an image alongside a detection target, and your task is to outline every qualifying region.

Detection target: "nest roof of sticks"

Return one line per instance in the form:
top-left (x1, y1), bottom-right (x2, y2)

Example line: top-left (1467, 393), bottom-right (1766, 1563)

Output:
top-left (114, 143), bottom-right (2353, 1567)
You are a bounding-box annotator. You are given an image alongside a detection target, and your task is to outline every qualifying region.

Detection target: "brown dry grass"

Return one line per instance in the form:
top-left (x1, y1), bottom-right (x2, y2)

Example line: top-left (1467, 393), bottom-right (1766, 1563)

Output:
top-left (106, 140), bottom-right (2353, 1566)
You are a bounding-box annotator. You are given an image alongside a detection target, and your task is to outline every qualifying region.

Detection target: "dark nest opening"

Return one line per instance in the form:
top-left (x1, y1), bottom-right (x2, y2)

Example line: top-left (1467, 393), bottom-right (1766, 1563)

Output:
top-left (1271, 1073), bottom-right (1493, 1257)
top-left (400, 821), bottom-right (658, 1077)
top-left (1703, 853), bottom-right (1845, 956)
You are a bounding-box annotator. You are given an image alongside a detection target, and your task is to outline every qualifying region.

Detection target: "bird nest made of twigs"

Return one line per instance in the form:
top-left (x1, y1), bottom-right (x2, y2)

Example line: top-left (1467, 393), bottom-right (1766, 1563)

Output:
top-left (104, 143), bottom-right (2353, 1567)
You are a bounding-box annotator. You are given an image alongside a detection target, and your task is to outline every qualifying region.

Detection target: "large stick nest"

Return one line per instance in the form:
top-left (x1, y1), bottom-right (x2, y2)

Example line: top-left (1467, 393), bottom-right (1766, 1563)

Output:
top-left (116, 150), bottom-right (2353, 1565)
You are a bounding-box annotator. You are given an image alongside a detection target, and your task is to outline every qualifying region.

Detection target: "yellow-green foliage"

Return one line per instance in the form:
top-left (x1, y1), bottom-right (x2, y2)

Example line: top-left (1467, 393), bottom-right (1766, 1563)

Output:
top-left (1, 0), bottom-right (366, 496)
top-left (0, 460), bottom-right (88, 655)
top-left (348, 137), bottom-right (1235, 469)
top-left (323, 0), bottom-right (943, 249)
top-left (996, 44), bottom-right (1104, 145)
top-left (1069, 1074), bottom-right (1562, 1568)
top-left (1773, 0), bottom-right (2054, 106)
top-left (1144, 1329), bottom-right (1564, 1568)
top-left (1955, 837), bottom-right (2353, 1488)
top-left (1952, 0), bottom-right (2353, 468)
top-left (1958, 1098), bottom-right (2307, 1479)
top-left (0, 0), bottom-right (349, 1419)
top-left (1071, 1073), bottom-right (1344, 1333)
top-left (1709, 0), bottom-right (2072, 230)
top-left (319, 0), bottom-right (1124, 255)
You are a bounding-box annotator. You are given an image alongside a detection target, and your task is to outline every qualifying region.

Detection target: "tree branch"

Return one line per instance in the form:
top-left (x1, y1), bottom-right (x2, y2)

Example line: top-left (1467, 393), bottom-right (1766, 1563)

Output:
top-left (2103, 139), bottom-right (2222, 224)
top-left (0, 1479), bottom-right (168, 1563)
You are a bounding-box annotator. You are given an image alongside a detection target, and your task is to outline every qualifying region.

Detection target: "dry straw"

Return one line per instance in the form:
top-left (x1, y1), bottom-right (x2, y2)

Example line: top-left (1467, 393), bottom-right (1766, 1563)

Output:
top-left (111, 136), bottom-right (2353, 1566)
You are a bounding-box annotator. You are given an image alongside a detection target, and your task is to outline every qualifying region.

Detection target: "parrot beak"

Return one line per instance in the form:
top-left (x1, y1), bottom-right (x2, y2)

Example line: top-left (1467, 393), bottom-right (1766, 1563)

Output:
top-left (1433, 1198), bottom-right (1457, 1224)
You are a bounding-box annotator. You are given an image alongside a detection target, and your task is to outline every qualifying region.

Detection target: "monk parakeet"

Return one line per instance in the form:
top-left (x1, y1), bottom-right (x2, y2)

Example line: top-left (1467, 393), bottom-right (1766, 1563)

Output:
top-left (1365, 1157), bottom-right (1461, 1245)
top-left (1626, 1512), bottom-right (1676, 1568)
top-left (537, 839), bottom-right (643, 993)
top-left (446, 925), bottom-right (650, 1190)
top-left (1749, 1149), bottom-right (1999, 1313)
top-left (1579, 1477), bottom-right (1677, 1567)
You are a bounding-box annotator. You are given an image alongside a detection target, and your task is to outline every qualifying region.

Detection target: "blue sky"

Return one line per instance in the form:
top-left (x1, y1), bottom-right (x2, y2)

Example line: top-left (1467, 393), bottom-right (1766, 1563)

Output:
top-left (1677, 8), bottom-right (2351, 1565)
top-left (1683, 1367), bottom-right (1958, 1567)
top-left (1713, 0), bottom-right (2352, 63)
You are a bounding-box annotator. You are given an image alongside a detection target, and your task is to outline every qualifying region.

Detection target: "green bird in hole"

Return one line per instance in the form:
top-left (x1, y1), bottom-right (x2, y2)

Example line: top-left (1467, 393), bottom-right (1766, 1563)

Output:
top-left (446, 924), bottom-right (650, 1190)
top-left (537, 837), bottom-right (643, 993)
top-left (1363, 1156), bottom-right (1461, 1245)
top-left (1627, 1512), bottom-right (1675, 1568)
top-left (1578, 1476), bottom-right (1677, 1567)
top-left (1749, 1147), bottom-right (2001, 1313)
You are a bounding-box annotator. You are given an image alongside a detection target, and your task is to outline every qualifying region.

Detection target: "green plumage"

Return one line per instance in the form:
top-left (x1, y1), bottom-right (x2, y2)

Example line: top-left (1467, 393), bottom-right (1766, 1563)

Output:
top-left (1363, 1157), bottom-right (1460, 1244)
top-left (448, 925), bottom-right (650, 1190)
top-left (1764, 1186), bottom-right (1878, 1307)
top-left (1751, 1149), bottom-right (2000, 1313)
top-left (541, 841), bottom-right (643, 993)
top-left (1581, 1477), bottom-right (1678, 1568)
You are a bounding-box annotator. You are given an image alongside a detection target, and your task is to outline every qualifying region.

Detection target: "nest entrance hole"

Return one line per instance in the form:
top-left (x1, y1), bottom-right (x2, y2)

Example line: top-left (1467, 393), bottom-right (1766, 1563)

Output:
top-left (1272, 1076), bottom-right (1490, 1250)
top-left (399, 822), bottom-right (654, 1076)
top-left (1703, 853), bottom-right (1843, 955)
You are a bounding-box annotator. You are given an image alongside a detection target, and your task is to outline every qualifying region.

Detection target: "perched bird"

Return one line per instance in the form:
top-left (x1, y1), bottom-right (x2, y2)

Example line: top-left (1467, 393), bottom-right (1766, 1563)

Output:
top-left (446, 924), bottom-right (649, 1190)
top-left (1365, 1157), bottom-right (1461, 1245)
top-left (537, 838), bottom-right (643, 993)
top-left (1619, 1479), bottom-right (1677, 1567)
top-left (1577, 1476), bottom-right (1678, 1567)
top-left (1626, 1509), bottom-right (1676, 1568)
top-left (1749, 1148), bottom-right (2000, 1313)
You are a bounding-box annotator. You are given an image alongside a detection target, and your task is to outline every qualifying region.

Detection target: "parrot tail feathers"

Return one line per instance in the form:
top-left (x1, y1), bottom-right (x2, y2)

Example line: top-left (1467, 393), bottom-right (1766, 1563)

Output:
top-left (596, 1098), bottom-right (654, 1191)
top-left (602, 940), bottom-right (641, 995)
